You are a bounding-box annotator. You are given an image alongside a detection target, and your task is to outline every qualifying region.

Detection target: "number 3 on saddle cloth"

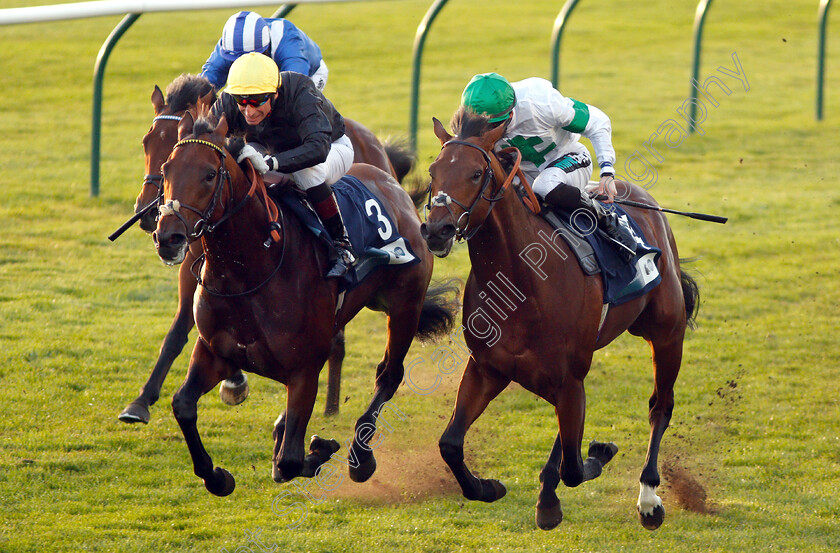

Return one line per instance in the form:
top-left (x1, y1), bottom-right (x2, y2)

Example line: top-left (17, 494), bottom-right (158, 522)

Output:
top-left (272, 175), bottom-right (420, 291)
top-left (539, 201), bottom-right (662, 306)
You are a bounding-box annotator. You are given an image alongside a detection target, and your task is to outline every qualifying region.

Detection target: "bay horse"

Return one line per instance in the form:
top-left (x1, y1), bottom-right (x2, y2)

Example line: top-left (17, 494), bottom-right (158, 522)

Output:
top-left (420, 110), bottom-right (699, 530)
top-left (153, 111), bottom-right (456, 495)
top-left (119, 74), bottom-right (416, 424)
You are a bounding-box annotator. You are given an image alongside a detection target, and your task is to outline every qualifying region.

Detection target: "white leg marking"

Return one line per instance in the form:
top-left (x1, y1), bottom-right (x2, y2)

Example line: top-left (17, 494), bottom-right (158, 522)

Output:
top-left (637, 483), bottom-right (662, 515)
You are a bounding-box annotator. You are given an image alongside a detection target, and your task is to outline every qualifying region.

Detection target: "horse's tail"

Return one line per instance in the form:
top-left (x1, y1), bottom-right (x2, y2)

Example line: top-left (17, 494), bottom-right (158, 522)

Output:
top-left (415, 279), bottom-right (461, 342)
top-left (382, 137), bottom-right (428, 209)
top-left (679, 260), bottom-right (700, 329)
top-left (382, 137), bottom-right (416, 183)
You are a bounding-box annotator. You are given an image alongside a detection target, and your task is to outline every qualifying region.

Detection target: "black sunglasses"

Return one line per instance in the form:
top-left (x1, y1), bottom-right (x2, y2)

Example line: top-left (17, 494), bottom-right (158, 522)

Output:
top-left (231, 93), bottom-right (273, 107)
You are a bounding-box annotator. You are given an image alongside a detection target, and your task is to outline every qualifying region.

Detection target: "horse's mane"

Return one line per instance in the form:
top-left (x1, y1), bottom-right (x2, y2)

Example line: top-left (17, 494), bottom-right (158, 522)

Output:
top-left (165, 74), bottom-right (216, 113)
top-left (450, 106), bottom-right (494, 139)
top-left (191, 116), bottom-right (216, 139)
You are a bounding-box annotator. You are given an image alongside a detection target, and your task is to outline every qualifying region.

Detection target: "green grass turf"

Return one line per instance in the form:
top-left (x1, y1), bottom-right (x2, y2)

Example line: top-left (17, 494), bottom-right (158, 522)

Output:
top-left (0, 1), bottom-right (838, 551)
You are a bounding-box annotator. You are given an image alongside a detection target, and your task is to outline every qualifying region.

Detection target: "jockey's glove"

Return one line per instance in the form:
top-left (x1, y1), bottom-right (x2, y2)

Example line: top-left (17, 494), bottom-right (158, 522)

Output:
top-left (236, 145), bottom-right (269, 174)
top-left (262, 154), bottom-right (281, 173)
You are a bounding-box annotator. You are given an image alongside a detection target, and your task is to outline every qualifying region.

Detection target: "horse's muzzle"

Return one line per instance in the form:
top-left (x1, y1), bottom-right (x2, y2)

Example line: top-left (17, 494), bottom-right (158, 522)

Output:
top-left (136, 205), bottom-right (159, 234)
top-left (420, 220), bottom-right (456, 258)
top-left (153, 228), bottom-right (188, 266)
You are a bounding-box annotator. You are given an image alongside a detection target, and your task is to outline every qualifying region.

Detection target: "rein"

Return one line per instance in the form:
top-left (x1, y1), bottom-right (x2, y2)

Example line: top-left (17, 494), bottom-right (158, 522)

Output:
top-left (161, 137), bottom-right (285, 297)
top-left (142, 115), bottom-right (184, 201)
top-left (159, 138), bottom-right (231, 240)
top-left (425, 139), bottom-right (524, 240)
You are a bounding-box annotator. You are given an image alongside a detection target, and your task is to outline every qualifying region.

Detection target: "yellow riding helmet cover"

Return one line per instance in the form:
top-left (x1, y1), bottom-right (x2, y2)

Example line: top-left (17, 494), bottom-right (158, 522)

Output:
top-left (225, 52), bottom-right (281, 95)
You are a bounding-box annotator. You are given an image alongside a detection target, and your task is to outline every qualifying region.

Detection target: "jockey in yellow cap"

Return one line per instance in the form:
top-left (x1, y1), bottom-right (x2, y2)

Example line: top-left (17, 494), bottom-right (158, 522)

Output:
top-left (211, 53), bottom-right (356, 277)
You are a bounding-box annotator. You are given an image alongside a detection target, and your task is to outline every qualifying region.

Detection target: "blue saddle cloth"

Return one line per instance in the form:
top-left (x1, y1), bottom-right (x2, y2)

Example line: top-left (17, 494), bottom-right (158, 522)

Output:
top-left (553, 203), bottom-right (662, 305)
top-left (274, 175), bottom-right (420, 291)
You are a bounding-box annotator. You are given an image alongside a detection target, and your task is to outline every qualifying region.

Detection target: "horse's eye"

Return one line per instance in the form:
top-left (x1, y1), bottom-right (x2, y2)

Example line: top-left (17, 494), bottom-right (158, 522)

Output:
top-left (472, 170), bottom-right (483, 181)
top-left (206, 170), bottom-right (217, 182)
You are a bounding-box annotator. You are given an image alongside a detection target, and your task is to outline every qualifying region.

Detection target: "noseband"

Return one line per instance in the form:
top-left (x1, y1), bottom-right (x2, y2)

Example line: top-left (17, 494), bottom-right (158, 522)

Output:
top-left (159, 138), bottom-right (231, 240)
top-left (142, 114), bottom-right (184, 202)
top-left (425, 139), bottom-right (504, 241)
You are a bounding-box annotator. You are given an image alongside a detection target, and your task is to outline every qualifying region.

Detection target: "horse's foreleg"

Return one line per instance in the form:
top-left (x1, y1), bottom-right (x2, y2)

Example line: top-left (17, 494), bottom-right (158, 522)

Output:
top-left (272, 409), bottom-right (339, 479)
top-left (323, 327), bottom-right (345, 416)
top-left (346, 307), bottom-right (418, 483)
top-left (273, 374), bottom-right (318, 483)
top-left (439, 359), bottom-right (510, 503)
top-left (118, 261), bottom-right (197, 424)
top-left (638, 335), bottom-right (683, 530)
top-left (556, 379), bottom-right (618, 488)
top-left (171, 342), bottom-right (234, 496)
top-left (536, 435), bottom-right (564, 530)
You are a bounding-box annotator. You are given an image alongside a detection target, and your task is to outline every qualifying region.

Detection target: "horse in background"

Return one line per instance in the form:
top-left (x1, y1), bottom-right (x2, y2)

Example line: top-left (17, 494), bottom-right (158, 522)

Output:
top-left (420, 109), bottom-right (699, 530)
top-left (153, 111), bottom-right (456, 494)
top-left (119, 74), bottom-right (416, 423)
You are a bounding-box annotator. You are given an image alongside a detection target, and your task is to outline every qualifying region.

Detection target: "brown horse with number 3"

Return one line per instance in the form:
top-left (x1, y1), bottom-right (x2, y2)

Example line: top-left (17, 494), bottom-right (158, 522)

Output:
top-left (119, 75), bottom-right (415, 424)
top-left (153, 111), bottom-right (456, 495)
top-left (420, 109), bottom-right (699, 531)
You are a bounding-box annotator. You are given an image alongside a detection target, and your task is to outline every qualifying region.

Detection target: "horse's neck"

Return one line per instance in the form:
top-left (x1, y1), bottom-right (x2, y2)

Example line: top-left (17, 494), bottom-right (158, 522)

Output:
top-left (467, 164), bottom-right (540, 275)
top-left (200, 174), bottom-right (306, 283)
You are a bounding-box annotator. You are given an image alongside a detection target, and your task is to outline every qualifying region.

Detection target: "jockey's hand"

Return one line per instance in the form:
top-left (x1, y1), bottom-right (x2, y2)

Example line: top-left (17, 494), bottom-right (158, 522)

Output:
top-left (236, 145), bottom-right (269, 174)
top-left (262, 154), bottom-right (281, 173)
top-left (596, 174), bottom-right (617, 203)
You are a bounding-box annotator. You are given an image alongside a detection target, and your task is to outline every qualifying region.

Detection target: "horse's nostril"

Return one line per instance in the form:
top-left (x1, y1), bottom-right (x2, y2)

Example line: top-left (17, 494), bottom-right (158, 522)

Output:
top-left (420, 223), bottom-right (429, 240)
top-left (439, 224), bottom-right (456, 240)
top-left (153, 231), bottom-right (187, 249)
top-left (169, 234), bottom-right (186, 248)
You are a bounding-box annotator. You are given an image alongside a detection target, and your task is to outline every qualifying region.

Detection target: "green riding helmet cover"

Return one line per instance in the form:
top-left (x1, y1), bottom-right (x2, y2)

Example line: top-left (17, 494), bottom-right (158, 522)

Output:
top-left (461, 72), bottom-right (516, 123)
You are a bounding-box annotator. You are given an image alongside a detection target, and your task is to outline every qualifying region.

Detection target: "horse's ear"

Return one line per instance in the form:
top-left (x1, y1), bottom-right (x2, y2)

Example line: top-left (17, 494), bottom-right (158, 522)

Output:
top-left (178, 111), bottom-right (194, 140)
top-left (197, 90), bottom-right (215, 112)
top-left (484, 119), bottom-right (507, 147)
top-left (151, 85), bottom-right (165, 115)
top-left (214, 114), bottom-right (228, 139)
top-left (432, 117), bottom-right (452, 144)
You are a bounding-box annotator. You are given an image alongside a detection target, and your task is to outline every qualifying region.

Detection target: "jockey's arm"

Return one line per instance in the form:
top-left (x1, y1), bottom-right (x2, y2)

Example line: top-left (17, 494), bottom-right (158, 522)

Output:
top-left (268, 129), bottom-right (331, 174)
top-left (580, 105), bottom-right (617, 201)
top-left (200, 42), bottom-right (232, 90)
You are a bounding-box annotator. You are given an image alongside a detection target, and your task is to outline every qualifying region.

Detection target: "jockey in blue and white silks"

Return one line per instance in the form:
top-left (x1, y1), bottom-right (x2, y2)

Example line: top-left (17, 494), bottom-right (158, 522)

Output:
top-left (201, 11), bottom-right (328, 91)
top-left (461, 73), bottom-right (637, 261)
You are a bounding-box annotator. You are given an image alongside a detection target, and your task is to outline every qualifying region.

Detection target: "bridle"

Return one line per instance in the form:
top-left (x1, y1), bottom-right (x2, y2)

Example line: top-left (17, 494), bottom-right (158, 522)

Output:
top-left (159, 138), bottom-right (232, 241)
top-left (142, 114), bottom-right (183, 204)
top-left (425, 139), bottom-right (517, 241)
top-left (159, 137), bottom-right (285, 297)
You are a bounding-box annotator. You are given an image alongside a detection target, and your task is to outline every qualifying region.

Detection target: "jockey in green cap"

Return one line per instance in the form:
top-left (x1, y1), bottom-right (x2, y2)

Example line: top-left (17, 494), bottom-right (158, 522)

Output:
top-left (461, 72), bottom-right (637, 261)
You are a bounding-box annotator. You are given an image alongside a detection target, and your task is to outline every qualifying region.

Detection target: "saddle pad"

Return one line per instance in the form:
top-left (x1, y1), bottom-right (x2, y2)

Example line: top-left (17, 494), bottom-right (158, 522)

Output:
top-left (273, 175), bottom-right (420, 291)
top-left (547, 203), bottom-right (662, 305)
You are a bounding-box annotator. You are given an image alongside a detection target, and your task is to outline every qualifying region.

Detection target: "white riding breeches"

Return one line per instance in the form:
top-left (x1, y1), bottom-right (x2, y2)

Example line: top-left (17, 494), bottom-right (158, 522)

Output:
top-left (531, 142), bottom-right (593, 199)
top-left (290, 134), bottom-right (354, 190)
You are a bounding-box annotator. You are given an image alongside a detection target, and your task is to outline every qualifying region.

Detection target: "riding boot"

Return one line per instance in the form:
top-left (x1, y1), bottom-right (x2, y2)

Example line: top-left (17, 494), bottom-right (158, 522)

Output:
top-left (580, 194), bottom-right (638, 263)
top-left (544, 185), bottom-right (637, 263)
top-left (307, 183), bottom-right (358, 278)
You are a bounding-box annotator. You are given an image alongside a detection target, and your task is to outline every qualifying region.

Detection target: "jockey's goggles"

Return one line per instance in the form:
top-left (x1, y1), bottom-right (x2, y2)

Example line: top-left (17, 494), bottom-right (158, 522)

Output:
top-left (231, 92), bottom-right (273, 107)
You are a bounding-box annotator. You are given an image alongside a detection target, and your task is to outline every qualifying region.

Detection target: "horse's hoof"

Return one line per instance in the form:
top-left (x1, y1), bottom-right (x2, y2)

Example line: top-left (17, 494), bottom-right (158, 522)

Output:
top-left (272, 463), bottom-right (287, 483)
top-left (310, 435), bottom-right (340, 456)
top-left (273, 457), bottom-right (303, 483)
top-left (301, 435), bottom-right (341, 477)
top-left (348, 454), bottom-right (377, 483)
top-left (587, 440), bottom-right (618, 465)
top-left (219, 375), bottom-right (249, 406)
top-left (118, 401), bottom-right (150, 424)
top-left (639, 504), bottom-right (665, 530)
top-left (480, 479), bottom-right (507, 502)
top-left (535, 504), bottom-right (563, 530)
top-left (204, 467), bottom-right (236, 497)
